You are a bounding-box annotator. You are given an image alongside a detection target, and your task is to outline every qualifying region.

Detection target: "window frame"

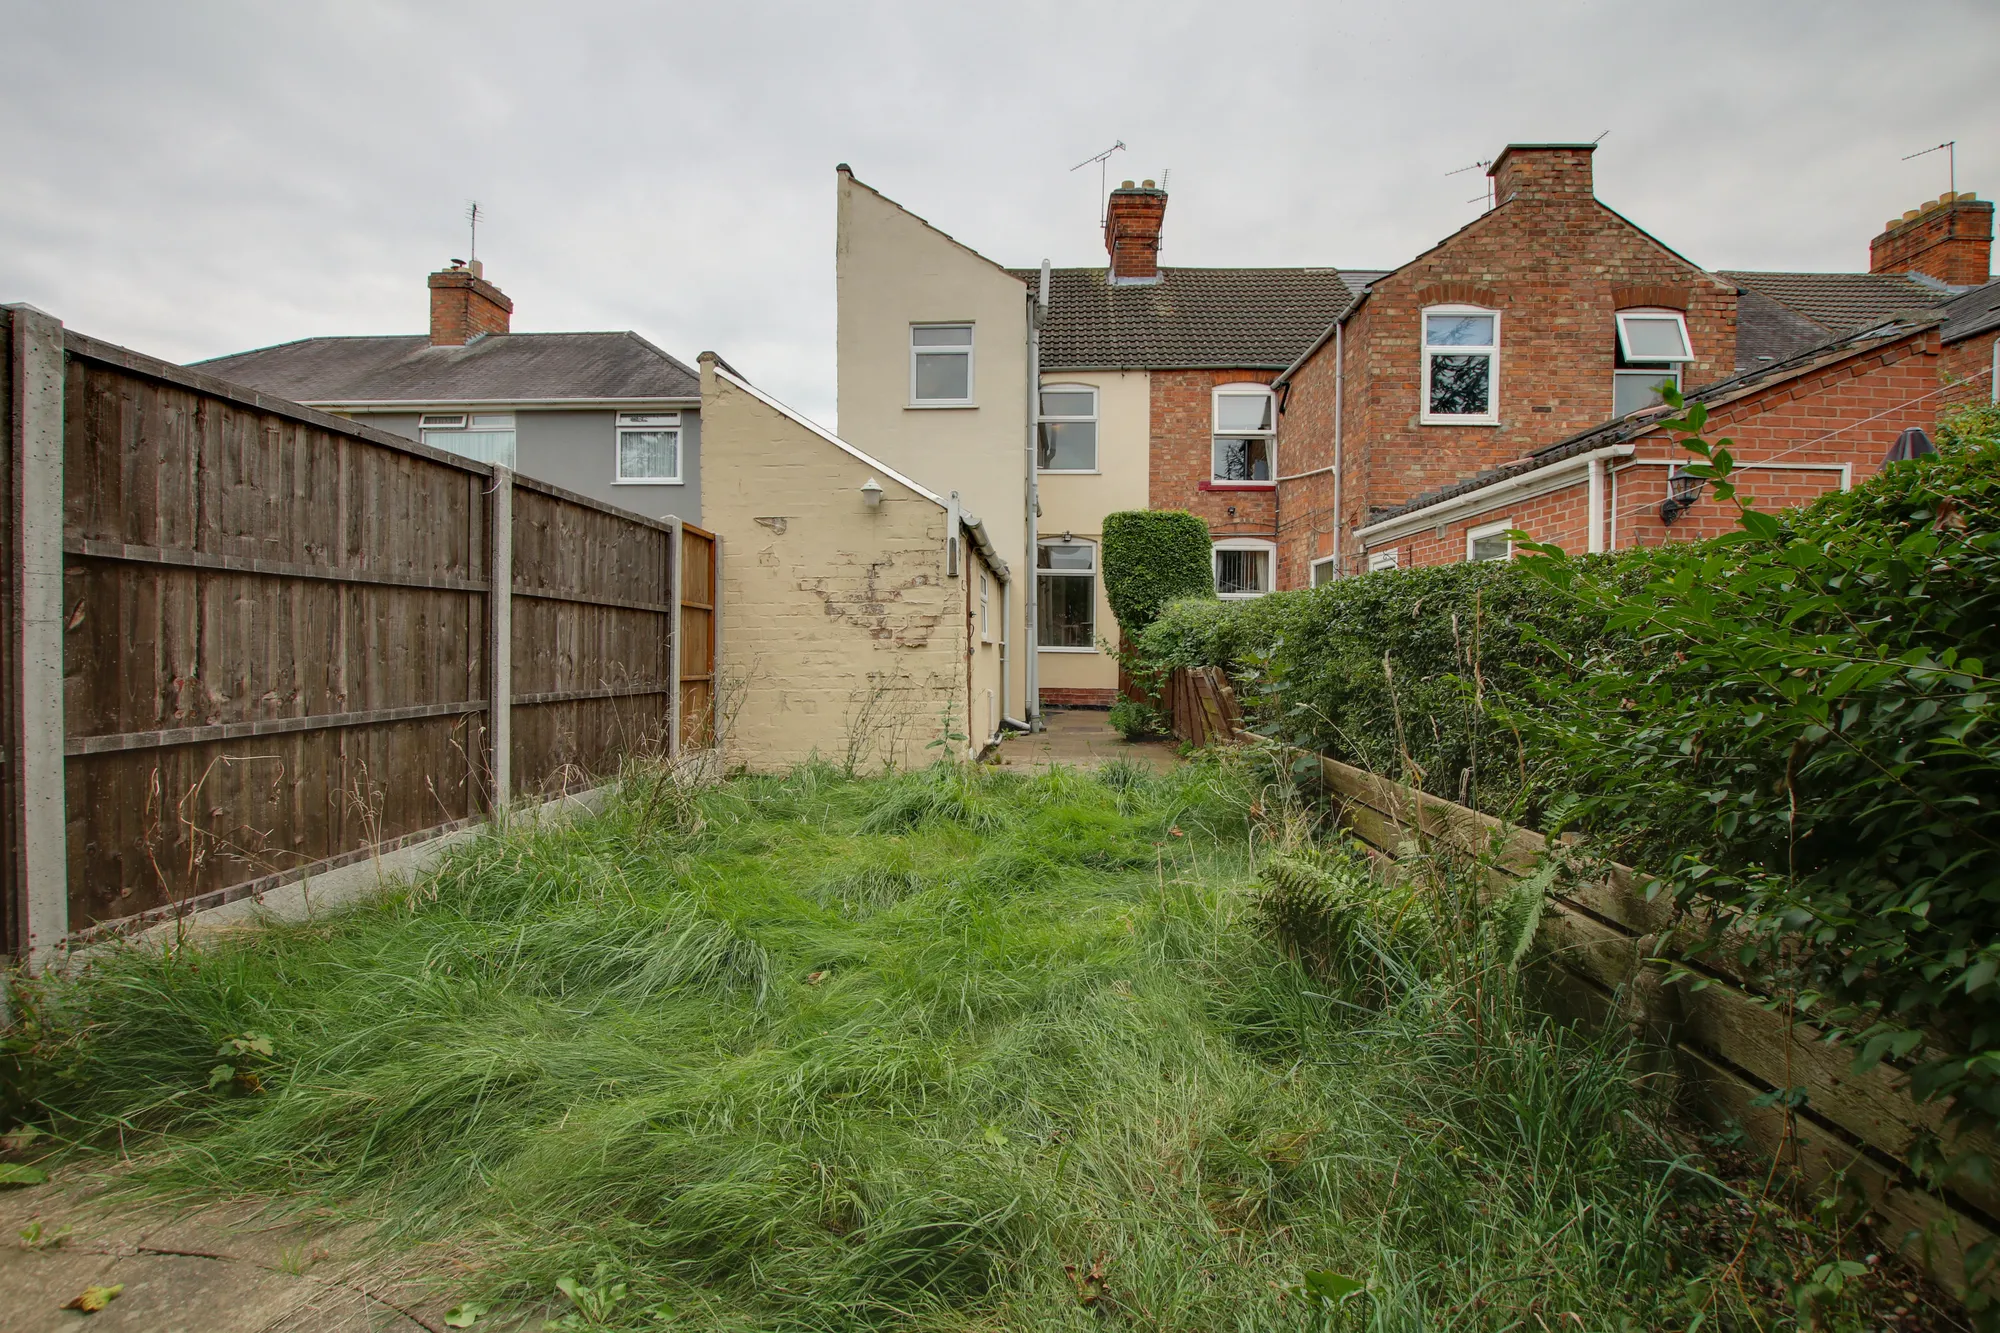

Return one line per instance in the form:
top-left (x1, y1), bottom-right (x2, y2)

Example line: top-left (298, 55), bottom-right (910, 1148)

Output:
top-left (1419, 305), bottom-right (1501, 427)
top-left (909, 322), bottom-right (976, 407)
top-left (1211, 384), bottom-right (1278, 486)
top-left (1212, 537), bottom-right (1277, 600)
top-left (1035, 538), bottom-right (1097, 652)
top-left (420, 411), bottom-right (517, 468)
top-left (978, 570), bottom-right (992, 643)
top-left (1614, 310), bottom-right (1695, 364)
top-left (1366, 548), bottom-right (1400, 573)
top-left (613, 411), bottom-right (683, 485)
top-left (1037, 383), bottom-right (1100, 473)
top-left (1465, 519), bottom-right (1513, 563)
top-left (1310, 555), bottom-right (1338, 587)
top-left (1612, 308), bottom-right (1692, 419)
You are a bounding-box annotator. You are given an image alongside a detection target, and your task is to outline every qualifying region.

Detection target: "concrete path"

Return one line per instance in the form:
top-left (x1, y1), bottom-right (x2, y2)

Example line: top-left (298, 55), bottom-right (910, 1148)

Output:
top-left (0, 1173), bottom-right (471, 1333)
top-left (992, 709), bottom-right (1180, 773)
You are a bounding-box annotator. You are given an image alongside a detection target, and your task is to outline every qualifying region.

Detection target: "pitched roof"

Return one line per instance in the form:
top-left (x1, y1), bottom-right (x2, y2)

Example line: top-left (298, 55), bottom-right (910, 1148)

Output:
top-left (191, 331), bottom-right (700, 404)
top-left (1940, 278), bottom-right (2000, 346)
top-left (1365, 314), bottom-right (1941, 528)
top-left (1718, 271), bottom-right (1952, 337)
top-left (1012, 266), bottom-right (1372, 370)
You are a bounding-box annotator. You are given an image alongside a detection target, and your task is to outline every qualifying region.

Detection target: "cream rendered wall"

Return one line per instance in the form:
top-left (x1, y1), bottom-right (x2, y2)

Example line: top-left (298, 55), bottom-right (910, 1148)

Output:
top-left (1035, 370), bottom-right (1149, 694)
top-left (701, 362), bottom-right (972, 773)
top-left (836, 170), bottom-right (1029, 722)
top-left (967, 545), bottom-right (1006, 748)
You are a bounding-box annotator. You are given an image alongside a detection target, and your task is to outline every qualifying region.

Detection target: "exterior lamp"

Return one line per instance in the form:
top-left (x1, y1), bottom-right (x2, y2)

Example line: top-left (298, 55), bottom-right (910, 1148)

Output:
top-left (1660, 466), bottom-right (1706, 526)
top-left (860, 477), bottom-right (884, 509)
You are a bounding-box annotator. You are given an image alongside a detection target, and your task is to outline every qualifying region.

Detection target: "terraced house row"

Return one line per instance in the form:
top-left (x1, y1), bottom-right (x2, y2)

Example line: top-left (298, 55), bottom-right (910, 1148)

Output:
top-left (828, 142), bottom-right (1996, 717)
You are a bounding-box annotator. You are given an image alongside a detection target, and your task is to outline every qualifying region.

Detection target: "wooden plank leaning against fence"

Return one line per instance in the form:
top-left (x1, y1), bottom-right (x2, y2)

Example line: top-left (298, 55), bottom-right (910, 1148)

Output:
top-left (0, 307), bottom-right (719, 966)
top-left (1161, 662), bottom-right (2000, 1302)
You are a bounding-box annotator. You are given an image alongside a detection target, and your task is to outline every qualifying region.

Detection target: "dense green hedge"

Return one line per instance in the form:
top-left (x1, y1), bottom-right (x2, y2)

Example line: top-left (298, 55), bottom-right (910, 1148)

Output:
top-left (1101, 510), bottom-right (1214, 636)
top-left (1132, 403), bottom-right (2000, 1152)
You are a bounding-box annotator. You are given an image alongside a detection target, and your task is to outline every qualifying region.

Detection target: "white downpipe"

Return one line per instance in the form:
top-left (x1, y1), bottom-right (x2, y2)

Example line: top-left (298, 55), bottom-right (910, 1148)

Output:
top-left (1587, 457), bottom-right (1606, 554)
top-left (1024, 261), bottom-right (1048, 731)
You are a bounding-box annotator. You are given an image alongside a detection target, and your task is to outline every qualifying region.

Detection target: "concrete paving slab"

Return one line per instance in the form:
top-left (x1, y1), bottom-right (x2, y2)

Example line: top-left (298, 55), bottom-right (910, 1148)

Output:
top-left (992, 709), bottom-right (1180, 773)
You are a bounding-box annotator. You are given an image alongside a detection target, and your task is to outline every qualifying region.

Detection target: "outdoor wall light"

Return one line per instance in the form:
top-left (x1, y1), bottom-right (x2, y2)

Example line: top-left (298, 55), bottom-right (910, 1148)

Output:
top-left (1660, 466), bottom-right (1706, 526)
top-left (860, 477), bottom-right (884, 509)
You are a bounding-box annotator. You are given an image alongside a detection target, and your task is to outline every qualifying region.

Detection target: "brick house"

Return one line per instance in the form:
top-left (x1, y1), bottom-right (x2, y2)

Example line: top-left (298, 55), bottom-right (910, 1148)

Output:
top-left (1352, 315), bottom-right (1944, 569)
top-left (1272, 146), bottom-right (1996, 582)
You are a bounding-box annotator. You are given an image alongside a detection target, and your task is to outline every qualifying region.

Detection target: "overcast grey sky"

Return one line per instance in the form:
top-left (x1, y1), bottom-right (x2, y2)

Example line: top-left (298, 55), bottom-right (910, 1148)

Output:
top-left (4, 0), bottom-right (1994, 426)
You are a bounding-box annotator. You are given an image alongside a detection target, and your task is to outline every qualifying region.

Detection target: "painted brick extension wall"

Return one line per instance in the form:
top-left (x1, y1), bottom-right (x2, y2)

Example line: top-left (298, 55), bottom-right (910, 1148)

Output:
top-left (1151, 368), bottom-right (1280, 544)
top-left (1275, 145), bottom-right (1738, 586)
top-left (1365, 326), bottom-right (1941, 569)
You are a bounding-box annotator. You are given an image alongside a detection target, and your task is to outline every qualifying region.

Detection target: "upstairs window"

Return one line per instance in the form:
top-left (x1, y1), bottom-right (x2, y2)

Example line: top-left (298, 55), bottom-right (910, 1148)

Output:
top-left (1036, 540), bottom-right (1096, 649)
top-left (1613, 310), bottom-right (1695, 417)
top-left (421, 412), bottom-right (516, 468)
top-left (1037, 385), bottom-right (1098, 471)
top-left (1213, 538), bottom-right (1276, 598)
top-left (1212, 385), bottom-right (1276, 483)
top-left (1421, 307), bottom-right (1499, 424)
top-left (1466, 520), bottom-right (1512, 562)
top-left (911, 324), bottom-right (974, 404)
top-left (616, 412), bottom-right (681, 483)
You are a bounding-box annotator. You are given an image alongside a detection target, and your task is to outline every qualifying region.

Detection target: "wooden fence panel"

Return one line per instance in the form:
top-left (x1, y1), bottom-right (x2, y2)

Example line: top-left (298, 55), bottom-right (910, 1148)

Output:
top-left (509, 479), bottom-right (674, 799)
top-left (678, 523), bottom-right (717, 750)
top-left (1162, 666), bottom-right (1243, 749)
top-left (0, 316), bottom-right (713, 953)
top-left (1312, 747), bottom-right (2000, 1299)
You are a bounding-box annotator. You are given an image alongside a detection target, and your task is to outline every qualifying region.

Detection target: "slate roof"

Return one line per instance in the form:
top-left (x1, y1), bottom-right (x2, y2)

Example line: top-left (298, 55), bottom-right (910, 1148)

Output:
top-left (1012, 267), bottom-right (1375, 370)
top-left (192, 332), bottom-right (701, 404)
top-left (1367, 314), bottom-right (1942, 527)
top-left (1940, 278), bottom-right (2000, 345)
top-left (1719, 271), bottom-right (1953, 337)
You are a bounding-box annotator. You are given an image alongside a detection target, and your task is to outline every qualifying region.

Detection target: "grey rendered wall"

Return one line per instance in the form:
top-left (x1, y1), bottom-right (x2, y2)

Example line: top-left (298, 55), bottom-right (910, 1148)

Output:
top-left (515, 409), bottom-right (700, 524)
top-left (356, 412), bottom-right (423, 442)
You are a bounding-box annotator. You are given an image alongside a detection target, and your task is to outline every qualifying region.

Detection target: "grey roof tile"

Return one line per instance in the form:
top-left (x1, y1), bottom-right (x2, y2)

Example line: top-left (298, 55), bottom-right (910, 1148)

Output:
top-left (1718, 271), bottom-right (1952, 336)
top-left (1012, 266), bottom-right (1364, 370)
top-left (1940, 278), bottom-right (2000, 346)
top-left (192, 331), bottom-right (700, 404)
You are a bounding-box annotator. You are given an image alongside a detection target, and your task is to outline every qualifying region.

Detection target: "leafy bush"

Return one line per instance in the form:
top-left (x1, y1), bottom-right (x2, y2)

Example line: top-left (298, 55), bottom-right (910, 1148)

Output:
top-left (1100, 509), bottom-right (1214, 635)
top-left (1515, 399), bottom-right (2000, 1149)
top-left (1106, 697), bottom-right (1166, 741)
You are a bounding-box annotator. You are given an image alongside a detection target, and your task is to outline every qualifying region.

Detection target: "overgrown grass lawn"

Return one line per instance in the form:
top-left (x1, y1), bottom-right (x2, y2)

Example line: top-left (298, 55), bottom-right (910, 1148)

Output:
top-left (13, 759), bottom-right (1939, 1330)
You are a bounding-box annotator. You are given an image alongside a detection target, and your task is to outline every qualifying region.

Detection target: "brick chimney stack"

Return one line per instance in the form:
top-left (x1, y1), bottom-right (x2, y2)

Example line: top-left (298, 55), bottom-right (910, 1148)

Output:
top-left (428, 260), bottom-right (513, 346)
top-left (1104, 179), bottom-right (1167, 284)
top-left (1870, 193), bottom-right (1993, 286)
top-left (1487, 143), bottom-right (1598, 204)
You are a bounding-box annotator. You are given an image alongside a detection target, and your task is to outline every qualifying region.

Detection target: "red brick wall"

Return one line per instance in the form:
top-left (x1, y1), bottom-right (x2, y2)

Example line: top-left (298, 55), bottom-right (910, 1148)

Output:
top-left (1274, 341), bottom-right (1340, 587)
top-left (1939, 330), bottom-right (1999, 411)
top-left (1869, 196), bottom-right (1993, 286)
top-left (1362, 328), bottom-right (1941, 569)
top-left (1276, 149), bottom-right (1737, 582)
top-left (428, 269), bottom-right (513, 346)
top-left (1151, 368), bottom-right (1279, 544)
top-left (1040, 687), bottom-right (1117, 709)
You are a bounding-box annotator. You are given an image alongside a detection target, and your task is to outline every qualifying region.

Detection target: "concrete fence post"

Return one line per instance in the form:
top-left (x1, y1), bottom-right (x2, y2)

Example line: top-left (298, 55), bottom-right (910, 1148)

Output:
top-left (10, 307), bottom-right (68, 971)
top-left (487, 466), bottom-right (513, 814)
top-left (667, 516), bottom-right (684, 759)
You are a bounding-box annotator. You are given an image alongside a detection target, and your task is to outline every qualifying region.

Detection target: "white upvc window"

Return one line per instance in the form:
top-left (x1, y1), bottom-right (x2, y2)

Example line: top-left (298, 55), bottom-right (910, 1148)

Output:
top-left (1466, 519), bottom-right (1513, 563)
top-left (1310, 555), bottom-right (1338, 587)
top-left (1367, 548), bottom-right (1400, 573)
top-left (615, 412), bottom-right (682, 483)
top-left (1036, 539), bottom-right (1096, 650)
top-left (910, 323), bottom-right (975, 405)
top-left (1038, 385), bottom-right (1098, 471)
top-left (1213, 538), bottom-right (1276, 599)
top-left (1613, 309), bottom-right (1694, 417)
top-left (1420, 306), bottom-right (1500, 425)
top-left (1212, 384), bottom-right (1277, 483)
top-left (979, 571), bottom-right (992, 642)
top-left (421, 412), bottom-right (517, 468)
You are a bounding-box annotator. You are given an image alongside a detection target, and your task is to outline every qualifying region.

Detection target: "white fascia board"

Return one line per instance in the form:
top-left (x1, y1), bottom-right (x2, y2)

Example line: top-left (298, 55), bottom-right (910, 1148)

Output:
top-left (1357, 443), bottom-right (1636, 545)
top-left (308, 397), bottom-right (701, 412)
top-left (714, 364), bottom-right (945, 508)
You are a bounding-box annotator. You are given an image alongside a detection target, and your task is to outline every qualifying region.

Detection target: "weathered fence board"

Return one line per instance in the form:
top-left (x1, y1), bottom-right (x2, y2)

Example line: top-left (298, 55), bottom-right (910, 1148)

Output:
top-left (0, 310), bottom-right (715, 952)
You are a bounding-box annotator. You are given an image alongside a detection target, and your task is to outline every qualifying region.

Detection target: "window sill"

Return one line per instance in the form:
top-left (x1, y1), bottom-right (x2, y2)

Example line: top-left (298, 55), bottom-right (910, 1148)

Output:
top-left (1038, 468), bottom-right (1102, 476)
top-left (1200, 481), bottom-right (1276, 492)
top-left (612, 479), bottom-right (684, 486)
top-left (1037, 645), bottom-right (1099, 654)
top-left (1418, 416), bottom-right (1501, 427)
top-left (906, 402), bottom-right (978, 410)
top-left (1217, 592), bottom-right (1271, 601)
